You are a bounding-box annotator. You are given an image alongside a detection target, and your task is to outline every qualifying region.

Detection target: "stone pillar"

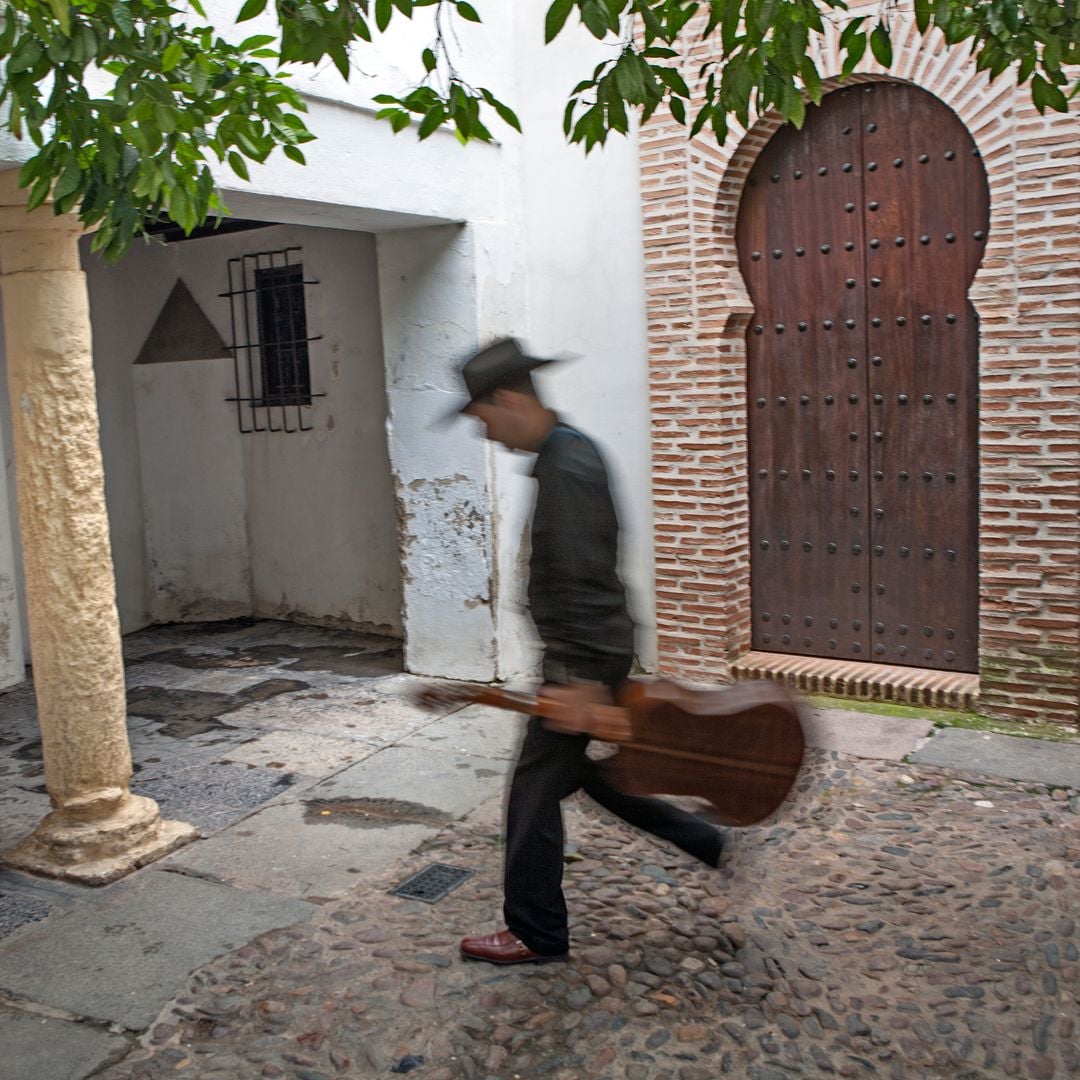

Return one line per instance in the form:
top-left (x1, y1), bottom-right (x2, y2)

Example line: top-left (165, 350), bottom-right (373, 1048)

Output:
top-left (0, 173), bottom-right (195, 884)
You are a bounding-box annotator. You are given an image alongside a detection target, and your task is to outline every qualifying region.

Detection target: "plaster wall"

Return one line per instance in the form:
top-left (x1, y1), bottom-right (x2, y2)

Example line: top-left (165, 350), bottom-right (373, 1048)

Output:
top-left (84, 223), bottom-right (402, 635)
top-left (0, 1), bottom-right (659, 682)
top-left (377, 224), bottom-right (499, 679)
top-left (133, 359), bottom-right (249, 623)
top-left (505, 10), bottom-right (657, 672)
top-left (0, 310), bottom-right (25, 687)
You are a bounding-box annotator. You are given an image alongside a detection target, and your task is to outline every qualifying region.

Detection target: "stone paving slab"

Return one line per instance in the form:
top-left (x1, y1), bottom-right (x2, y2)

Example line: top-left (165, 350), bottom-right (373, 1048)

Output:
top-left (802, 708), bottom-right (935, 760)
top-left (397, 703), bottom-right (526, 762)
top-left (131, 762), bottom-right (302, 834)
top-left (913, 726), bottom-right (1080, 788)
top-left (0, 1005), bottom-right (128, 1080)
top-left (160, 746), bottom-right (514, 899)
top-left (126, 661), bottom-right (285, 696)
top-left (0, 783), bottom-right (51, 851)
top-left (208, 729), bottom-right (381, 777)
top-left (212, 685), bottom-right (437, 744)
top-left (307, 744), bottom-right (513, 818)
top-left (0, 869), bottom-right (85, 942)
top-left (159, 799), bottom-right (439, 900)
top-left (0, 869), bottom-right (314, 1030)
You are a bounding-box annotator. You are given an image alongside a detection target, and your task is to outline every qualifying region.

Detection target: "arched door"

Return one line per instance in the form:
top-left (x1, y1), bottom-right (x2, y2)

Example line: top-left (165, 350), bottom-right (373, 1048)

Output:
top-left (736, 82), bottom-right (989, 672)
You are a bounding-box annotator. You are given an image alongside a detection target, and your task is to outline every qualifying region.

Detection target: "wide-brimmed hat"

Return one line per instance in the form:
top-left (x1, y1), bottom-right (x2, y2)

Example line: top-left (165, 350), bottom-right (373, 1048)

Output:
top-left (441, 337), bottom-right (558, 423)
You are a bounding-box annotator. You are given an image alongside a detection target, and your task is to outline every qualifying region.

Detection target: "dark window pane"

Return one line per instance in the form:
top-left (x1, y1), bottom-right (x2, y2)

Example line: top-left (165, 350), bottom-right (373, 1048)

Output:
top-left (255, 263), bottom-right (311, 405)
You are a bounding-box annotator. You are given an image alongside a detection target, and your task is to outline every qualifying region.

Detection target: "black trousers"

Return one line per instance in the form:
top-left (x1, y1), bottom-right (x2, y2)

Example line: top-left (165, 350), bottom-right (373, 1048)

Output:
top-left (503, 715), bottom-right (724, 956)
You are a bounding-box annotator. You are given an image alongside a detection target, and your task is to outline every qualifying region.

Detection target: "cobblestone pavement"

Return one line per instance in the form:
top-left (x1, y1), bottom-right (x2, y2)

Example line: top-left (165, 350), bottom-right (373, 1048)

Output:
top-left (100, 747), bottom-right (1079, 1080)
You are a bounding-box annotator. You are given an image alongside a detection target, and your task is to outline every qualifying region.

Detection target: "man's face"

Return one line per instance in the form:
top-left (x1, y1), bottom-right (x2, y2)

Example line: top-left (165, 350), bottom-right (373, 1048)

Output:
top-left (464, 393), bottom-right (527, 450)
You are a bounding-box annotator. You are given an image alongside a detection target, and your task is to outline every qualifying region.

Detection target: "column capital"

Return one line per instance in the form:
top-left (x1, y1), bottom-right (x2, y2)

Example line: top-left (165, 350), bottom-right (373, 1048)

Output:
top-left (0, 168), bottom-right (85, 274)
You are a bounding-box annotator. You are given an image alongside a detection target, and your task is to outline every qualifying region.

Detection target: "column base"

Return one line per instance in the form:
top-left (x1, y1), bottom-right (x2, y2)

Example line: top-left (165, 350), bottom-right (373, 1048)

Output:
top-left (1, 794), bottom-right (198, 886)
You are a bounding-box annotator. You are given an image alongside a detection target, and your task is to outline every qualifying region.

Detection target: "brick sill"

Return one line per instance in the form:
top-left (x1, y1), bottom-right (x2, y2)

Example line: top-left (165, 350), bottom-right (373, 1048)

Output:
top-left (731, 651), bottom-right (979, 712)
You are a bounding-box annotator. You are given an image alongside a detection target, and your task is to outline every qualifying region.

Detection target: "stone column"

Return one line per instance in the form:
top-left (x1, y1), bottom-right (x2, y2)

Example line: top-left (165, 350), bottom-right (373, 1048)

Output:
top-left (0, 173), bottom-right (195, 884)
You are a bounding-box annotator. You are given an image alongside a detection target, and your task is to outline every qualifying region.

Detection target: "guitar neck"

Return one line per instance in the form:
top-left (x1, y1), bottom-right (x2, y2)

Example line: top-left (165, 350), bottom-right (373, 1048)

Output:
top-left (468, 686), bottom-right (541, 715)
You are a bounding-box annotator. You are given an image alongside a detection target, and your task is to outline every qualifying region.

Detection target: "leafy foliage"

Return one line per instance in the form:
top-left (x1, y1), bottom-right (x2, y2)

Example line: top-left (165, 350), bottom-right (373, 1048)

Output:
top-left (544, 1), bottom-right (1079, 151)
top-left (1, 0), bottom-right (320, 259)
top-left (0, 0), bottom-right (1075, 258)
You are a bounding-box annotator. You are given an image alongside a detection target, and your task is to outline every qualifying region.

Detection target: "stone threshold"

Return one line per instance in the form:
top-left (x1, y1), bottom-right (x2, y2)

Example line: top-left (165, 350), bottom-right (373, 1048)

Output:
top-left (731, 651), bottom-right (979, 712)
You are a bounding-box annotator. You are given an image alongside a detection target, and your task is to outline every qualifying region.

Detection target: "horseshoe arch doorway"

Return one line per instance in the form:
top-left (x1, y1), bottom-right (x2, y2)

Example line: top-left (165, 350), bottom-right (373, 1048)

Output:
top-left (736, 82), bottom-right (989, 672)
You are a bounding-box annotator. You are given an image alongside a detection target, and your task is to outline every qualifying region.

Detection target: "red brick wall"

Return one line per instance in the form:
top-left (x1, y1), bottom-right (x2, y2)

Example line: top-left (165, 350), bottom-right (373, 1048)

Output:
top-left (640, 10), bottom-right (1080, 724)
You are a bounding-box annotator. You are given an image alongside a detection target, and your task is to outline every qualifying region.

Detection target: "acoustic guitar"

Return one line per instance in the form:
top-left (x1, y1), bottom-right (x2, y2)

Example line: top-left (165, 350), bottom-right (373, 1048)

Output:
top-left (414, 677), bottom-right (806, 826)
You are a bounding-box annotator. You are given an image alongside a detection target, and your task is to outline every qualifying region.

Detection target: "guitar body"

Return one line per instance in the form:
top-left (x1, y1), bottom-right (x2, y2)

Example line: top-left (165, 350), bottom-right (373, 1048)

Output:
top-left (608, 679), bottom-right (805, 827)
top-left (413, 676), bottom-right (805, 827)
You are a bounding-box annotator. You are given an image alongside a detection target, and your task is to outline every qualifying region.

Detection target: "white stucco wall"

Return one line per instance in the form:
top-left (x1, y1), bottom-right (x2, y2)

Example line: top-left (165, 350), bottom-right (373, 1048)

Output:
top-left (0, 0), bottom-right (657, 681)
top-left (134, 359), bottom-right (250, 622)
top-left (84, 223), bottom-right (403, 636)
top-left (0, 304), bottom-right (25, 687)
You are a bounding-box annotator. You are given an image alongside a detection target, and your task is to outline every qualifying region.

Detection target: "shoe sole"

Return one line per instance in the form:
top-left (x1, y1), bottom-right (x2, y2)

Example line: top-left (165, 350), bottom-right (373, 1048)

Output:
top-left (459, 949), bottom-right (568, 965)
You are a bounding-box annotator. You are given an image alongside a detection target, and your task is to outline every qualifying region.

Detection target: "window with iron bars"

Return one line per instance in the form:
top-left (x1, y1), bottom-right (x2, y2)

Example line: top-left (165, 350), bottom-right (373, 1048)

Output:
top-left (222, 246), bottom-right (325, 433)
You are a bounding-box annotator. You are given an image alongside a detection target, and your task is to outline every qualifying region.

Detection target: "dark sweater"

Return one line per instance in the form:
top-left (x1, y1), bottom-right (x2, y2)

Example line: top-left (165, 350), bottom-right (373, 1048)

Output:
top-left (528, 422), bottom-right (635, 684)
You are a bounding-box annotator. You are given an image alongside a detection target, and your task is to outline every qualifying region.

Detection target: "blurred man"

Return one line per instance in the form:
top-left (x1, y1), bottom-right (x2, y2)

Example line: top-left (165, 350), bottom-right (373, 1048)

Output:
top-left (449, 339), bottom-right (724, 965)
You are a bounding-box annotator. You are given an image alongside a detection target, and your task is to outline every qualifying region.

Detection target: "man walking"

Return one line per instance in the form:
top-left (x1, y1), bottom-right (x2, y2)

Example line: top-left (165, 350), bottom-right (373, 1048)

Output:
top-left (447, 339), bottom-right (724, 965)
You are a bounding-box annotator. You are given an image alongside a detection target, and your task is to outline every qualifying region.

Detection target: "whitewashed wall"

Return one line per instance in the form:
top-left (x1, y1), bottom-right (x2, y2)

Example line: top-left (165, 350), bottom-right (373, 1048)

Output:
top-left (84, 223), bottom-right (403, 636)
top-left (0, 0), bottom-right (656, 682)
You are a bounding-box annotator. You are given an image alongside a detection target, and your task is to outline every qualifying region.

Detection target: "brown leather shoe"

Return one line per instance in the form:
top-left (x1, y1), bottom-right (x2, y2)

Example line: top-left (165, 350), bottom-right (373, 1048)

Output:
top-left (459, 929), bottom-right (567, 965)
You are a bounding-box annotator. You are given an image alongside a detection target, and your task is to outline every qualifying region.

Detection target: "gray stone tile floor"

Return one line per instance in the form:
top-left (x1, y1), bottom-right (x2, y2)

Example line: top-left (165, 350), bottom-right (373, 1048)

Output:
top-left (0, 618), bottom-right (1076, 1080)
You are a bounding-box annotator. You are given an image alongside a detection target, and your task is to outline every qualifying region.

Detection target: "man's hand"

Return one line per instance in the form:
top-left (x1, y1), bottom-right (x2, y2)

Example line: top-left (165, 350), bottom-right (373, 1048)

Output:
top-left (539, 683), bottom-right (632, 741)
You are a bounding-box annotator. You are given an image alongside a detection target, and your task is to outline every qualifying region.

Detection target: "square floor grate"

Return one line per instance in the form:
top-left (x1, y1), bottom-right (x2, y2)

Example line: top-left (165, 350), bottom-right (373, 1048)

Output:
top-left (389, 863), bottom-right (474, 904)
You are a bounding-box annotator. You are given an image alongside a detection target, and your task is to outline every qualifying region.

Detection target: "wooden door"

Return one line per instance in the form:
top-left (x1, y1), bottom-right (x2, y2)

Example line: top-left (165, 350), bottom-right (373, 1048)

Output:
top-left (736, 82), bottom-right (988, 672)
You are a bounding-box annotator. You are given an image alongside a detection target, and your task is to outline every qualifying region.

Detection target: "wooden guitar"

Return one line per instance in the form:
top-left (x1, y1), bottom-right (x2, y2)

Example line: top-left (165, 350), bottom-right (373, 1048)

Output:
top-left (414, 677), bottom-right (806, 827)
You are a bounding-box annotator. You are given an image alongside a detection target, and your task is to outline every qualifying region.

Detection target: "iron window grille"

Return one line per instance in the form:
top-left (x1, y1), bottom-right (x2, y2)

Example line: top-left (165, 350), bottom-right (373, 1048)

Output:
top-left (221, 246), bottom-right (325, 433)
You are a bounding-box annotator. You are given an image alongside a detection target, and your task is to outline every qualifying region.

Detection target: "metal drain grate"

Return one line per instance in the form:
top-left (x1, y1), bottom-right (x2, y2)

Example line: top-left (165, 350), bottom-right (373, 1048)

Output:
top-left (390, 863), bottom-right (474, 904)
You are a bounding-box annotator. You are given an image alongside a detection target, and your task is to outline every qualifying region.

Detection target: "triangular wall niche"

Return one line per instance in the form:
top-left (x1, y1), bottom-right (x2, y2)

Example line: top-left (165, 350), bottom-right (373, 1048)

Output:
top-left (134, 278), bottom-right (229, 365)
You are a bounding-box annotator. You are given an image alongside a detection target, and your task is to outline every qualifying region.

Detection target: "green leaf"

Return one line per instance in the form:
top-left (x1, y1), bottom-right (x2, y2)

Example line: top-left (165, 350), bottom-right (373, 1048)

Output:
top-left (236, 0), bottom-right (268, 22)
top-left (376, 0), bottom-right (392, 31)
top-left (841, 32), bottom-right (867, 78)
top-left (422, 47), bottom-right (436, 72)
top-left (154, 104), bottom-right (179, 133)
top-left (418, 106), bottom-right (445, 138)
top-left (47, 0), bottom-right (71, 38)
top-left (329, 45), bottom-right (350, 78)
top-left (240, 35), bottom-right (277, 51)
top-left (781, 84), bottom-right (805, 128)
top-left (228, 151), bottom-right (250, 180)
top-left (27, 175), bottom-right (53, 212)
top-left (8, 36), bottom-right (44, 75)
top-left (670, 96), bottom-right (686, 124)
top-left (492, 98), bottom-right (520, 132)
top-left (614, 52), bottom-right (646, 102)
top-left (17, 157), bottom-right (40, 186)
top-left (913, 0), bottom-right (931, 32)
top-left (456, 2), bottom-right (482, 22)
top-left (545, 0), bottom-right (574, 43)
top-left (283, 143), bottom-right (307, 164)
top-left (1031, 73), bottom-right (1068, 112)
top-left (689, 102), bottom-right (712, 137)
top-left (580, 0), bottom-right (609, 38)
top-left (52, 158), bottom-right (82, 203)
top-left (870, 23), bottom-right (893, 67)
top-left (110, 3), bottom-right (134, 36)
top-left (161, 42), bottom-right (184, 72)
top-left (800, 56), bottom-right (822, 104)
top-left (839, 17), bottom-right (865, 48)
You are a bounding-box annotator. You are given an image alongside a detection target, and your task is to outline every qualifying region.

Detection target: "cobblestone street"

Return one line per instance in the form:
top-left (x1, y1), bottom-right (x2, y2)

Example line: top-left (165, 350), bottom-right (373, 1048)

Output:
top-left (102, 746), bottom-right (1079, 1080)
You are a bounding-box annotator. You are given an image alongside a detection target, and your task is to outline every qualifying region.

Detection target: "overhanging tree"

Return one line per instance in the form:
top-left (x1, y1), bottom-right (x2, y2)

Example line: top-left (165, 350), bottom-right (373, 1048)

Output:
top-left (1, 0), bottom-right (1076, 259)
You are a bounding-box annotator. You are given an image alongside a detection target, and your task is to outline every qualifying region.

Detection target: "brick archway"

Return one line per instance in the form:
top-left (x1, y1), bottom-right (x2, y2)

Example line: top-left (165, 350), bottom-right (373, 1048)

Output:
top-left (640, 17), bottom-right (1079, 724)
